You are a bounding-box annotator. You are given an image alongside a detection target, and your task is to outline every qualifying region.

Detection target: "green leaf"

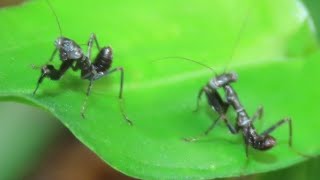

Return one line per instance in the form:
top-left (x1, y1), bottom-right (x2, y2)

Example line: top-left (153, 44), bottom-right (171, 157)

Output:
top-left (252, 156), bottom-right (320, 180)
top-left (0, 0), bottom-right (319, 179)
top-left (303, 0), bottom-right (320, 41)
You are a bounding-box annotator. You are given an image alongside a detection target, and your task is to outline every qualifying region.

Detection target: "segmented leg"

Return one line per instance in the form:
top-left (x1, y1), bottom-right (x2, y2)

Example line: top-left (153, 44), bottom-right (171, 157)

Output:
top-left (33, 72), bottom-right (47, 95)
top-left (221, 114), bottom-right (239, 134)
top-left (87, 33), bottom-right (101, 60)
top-left (243, 135), bottom-right (249, 158)
top-left (81, 78), bottom-right (94, 119)
top-left (193, 87), bottom-right (205, 112)
top-left (185, 85), bottom-right (233, 142)
top-left (251, 105), bottom-right (264, 123)
top-left (93, 67), bottom-right (124, 99)
top-left (48, 48), bottom-right (58, 63)
top-left (261, 117), bottom-right (292, 147)
top-left (81, 67), bottom-right (132, 125)
top-left (33, 59), bottom-right (74, 95)
top-left (183, 116), bottom-right (221, 142)
top-left (184, 114), bottom-right (238, 142)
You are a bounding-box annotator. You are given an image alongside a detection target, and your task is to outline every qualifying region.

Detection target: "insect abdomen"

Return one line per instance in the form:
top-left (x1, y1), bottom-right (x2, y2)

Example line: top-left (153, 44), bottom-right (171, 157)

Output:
top-left (93, 46), bottom-right (113, 73)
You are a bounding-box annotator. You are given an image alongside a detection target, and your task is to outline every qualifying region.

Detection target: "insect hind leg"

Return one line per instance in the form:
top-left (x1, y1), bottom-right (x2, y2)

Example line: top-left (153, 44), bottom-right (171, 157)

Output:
top-left (87, 33), bottom-right (101, 60)
top-left (81, 78), bottom-right (94, 119)
top-left (261, 117), bottom-right (292, 147)
top-left (183, 115), bottom-right (221, 142)
top-left (183, 113), bottom-right (238, 143)
top-left (83, 67), bottom-right (132, 125)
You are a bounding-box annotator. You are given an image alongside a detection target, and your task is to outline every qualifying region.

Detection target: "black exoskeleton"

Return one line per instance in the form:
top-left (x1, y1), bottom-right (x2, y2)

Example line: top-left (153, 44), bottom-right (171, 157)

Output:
top-left (33, 35), bottom-right (132, 125)
top-left (186, 72), bottom-right (292, 157)
top-left (32, 1), bottom-right (132, 125)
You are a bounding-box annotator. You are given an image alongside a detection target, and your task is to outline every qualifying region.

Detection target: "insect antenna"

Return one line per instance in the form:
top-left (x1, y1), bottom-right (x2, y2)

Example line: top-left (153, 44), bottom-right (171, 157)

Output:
top-left (153, 56), bottom-right (218, 76)
top-left (223, 8), bottom-right (251, 73)
top-left (45, 0), bottom-right (63, 37)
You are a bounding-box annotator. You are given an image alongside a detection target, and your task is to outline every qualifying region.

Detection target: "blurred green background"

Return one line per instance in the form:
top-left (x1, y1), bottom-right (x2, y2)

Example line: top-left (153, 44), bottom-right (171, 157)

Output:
top-left (1, 0), bottom-right (320, 179)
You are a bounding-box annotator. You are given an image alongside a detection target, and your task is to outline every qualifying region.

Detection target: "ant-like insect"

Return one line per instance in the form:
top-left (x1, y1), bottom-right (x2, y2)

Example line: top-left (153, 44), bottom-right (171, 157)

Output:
top-left (156, 9), bottom-right (293, 157)
top-left (184, 70), bottom-right (292, 157)
top-left (155, 55), bottom-right (293, 157)
top-left (33, 0), bottom-right (132, 125)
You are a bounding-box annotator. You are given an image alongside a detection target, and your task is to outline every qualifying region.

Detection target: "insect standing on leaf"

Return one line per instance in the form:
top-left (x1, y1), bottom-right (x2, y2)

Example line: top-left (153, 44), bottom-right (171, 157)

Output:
top-left (33, 0), bottom-right (132, 125)
top-left (183, 70), bottom-right (292, 157)
top-left (156, 9), bottom-right (293, 157)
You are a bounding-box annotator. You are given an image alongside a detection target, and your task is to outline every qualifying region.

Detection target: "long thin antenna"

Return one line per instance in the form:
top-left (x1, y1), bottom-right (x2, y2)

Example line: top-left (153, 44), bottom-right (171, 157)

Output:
top-left (153, 56), bottom-right (217, 75)
top-left (223, 7), bottom-right (251, 72)
top-left (45, 0), bottom-right (63, 37)
top-left (154, 8), bottom-right (251, 76)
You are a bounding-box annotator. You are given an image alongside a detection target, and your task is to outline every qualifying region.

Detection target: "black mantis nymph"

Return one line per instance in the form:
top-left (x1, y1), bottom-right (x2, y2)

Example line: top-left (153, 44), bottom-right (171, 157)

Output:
top-left (156, 9), bottom-right (293, 157)
top-left (185, 69), bottom-right (292, 157)
top-left (155, 56), bottom-right (293, 157)
top-left (32, 0), bottom-right (132, 125)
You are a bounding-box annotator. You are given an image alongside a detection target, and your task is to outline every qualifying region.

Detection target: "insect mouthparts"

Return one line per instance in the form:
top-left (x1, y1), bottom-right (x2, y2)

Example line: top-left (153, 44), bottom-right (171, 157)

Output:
top-left (230, 71), bottom-right (238, 81)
